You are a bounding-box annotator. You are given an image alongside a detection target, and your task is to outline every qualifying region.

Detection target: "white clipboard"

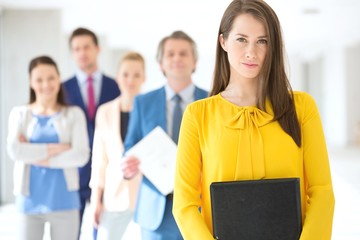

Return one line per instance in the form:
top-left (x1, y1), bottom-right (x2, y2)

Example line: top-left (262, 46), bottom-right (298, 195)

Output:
top-left (126, 126), bottom-right (177, 195)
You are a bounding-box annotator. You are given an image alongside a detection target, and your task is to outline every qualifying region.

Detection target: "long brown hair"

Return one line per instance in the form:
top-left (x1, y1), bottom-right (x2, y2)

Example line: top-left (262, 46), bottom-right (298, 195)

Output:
top-left (210, 0), bottom-right (301, 147)
top-left (28, 56), bottom-right (66, 105)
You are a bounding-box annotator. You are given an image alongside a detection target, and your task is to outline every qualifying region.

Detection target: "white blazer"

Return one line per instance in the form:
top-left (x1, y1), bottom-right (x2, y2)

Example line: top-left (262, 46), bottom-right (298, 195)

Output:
top-left (90, 97), bottom-right (141, 212)
top-left (7, 105), bottom-right (90, 196)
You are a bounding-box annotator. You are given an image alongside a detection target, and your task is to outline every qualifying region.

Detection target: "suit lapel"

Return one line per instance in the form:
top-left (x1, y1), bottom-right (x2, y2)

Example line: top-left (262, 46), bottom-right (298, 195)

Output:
top-left (107, 98), bottom-right (123, 159)
top-left (109, 97), bottom-right (121, 141)
top-left (70, 78), bottom-right (87, 111)
top-left (158, 87), bottom-right (167, 132)
top-left (98, 74), bottom-right (108, 106)
top-left (194, 86), bottom-right (207, 101)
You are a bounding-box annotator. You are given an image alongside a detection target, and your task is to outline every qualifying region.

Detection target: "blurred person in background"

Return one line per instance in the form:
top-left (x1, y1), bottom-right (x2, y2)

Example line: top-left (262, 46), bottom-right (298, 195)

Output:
top-left (121, 30), bottom-right (208, 240)
top-left (90, 52), bottom-right (146, 240)
top-left (62, 27), bottom-right (120, 239)
top-left (7, 55), bottom-right (90, 240)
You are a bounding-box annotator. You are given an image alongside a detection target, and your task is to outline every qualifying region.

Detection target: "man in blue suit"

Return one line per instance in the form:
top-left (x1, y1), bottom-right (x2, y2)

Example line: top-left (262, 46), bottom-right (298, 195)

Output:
top-left (62, 27), bottom-right (120, 239)
top-left (122, 31), bottom-right (208, 240)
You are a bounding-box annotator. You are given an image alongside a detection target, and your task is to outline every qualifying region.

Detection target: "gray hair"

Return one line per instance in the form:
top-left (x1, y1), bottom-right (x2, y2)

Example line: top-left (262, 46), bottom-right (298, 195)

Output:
top-left (156, 30), bottom-right (198, 63)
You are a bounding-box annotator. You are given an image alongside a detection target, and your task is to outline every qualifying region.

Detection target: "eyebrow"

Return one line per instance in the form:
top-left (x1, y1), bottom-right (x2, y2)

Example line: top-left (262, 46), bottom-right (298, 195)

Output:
top-left (235, 33), bottom-right (268, 38)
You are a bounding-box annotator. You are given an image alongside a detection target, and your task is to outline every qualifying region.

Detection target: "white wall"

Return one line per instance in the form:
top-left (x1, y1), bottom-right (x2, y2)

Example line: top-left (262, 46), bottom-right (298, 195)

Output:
top-left (322, 47), bottom-right (347, 147)
top-left (345, 42), bottom-right (360, 145)
top-left (288, 43), bottom-right (352, 148)
top-left (0, 6), bottom-right (5, 205)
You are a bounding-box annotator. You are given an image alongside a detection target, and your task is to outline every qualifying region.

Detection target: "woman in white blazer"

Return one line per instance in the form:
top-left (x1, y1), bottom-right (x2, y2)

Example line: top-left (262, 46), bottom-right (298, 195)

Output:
top-left (90, 52), bottom-right (145, 240)
top-left (7, 56), bottom-right (90, 240)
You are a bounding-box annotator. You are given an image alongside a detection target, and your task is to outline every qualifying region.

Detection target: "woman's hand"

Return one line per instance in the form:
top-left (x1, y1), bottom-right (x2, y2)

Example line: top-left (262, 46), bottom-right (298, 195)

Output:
top-left (47, 143), bottom-right (71, 157)
top-left (121, 155), bottom-right (140, 179)
top-left (18, 134), bottom-right (27, 143)
top-left (93, 201), bottom-right (104, 228)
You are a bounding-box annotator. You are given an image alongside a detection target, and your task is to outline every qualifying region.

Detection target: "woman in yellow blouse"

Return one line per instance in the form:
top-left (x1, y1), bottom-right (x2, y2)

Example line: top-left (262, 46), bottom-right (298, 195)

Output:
top-left (173, 0), bottom-right (335, 239)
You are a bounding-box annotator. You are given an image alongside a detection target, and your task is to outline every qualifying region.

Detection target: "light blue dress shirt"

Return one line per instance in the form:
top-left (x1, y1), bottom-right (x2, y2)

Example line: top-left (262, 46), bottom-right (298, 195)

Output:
top-left (164, 83), bottom-right (195, 140)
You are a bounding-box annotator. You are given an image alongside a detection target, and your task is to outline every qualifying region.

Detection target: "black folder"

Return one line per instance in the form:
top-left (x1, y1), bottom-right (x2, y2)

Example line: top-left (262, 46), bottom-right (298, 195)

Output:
top-left (210, 178), bottom-right (302, 240)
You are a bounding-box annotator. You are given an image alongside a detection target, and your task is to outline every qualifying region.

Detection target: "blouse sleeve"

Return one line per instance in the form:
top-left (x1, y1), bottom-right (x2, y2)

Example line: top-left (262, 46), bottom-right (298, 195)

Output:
top-left (173, 104), bottom-right (215, 239)
top-left (48, 107), bottom-right (90, 168)
top-left (89, 107), bottom-right (108, 190)
top-left (299, 93), bottom-right (335, 240)
top-left (7, 106), bottom-right (48, 163)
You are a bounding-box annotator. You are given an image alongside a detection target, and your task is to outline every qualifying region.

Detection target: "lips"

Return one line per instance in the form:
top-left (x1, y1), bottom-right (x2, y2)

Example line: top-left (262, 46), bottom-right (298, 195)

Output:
top-left (242, 62), bottom-right (258, 68)
top-left (173, 64), bottom-right (185, 69)
top-left (41, 90), bottom-right (56, 95)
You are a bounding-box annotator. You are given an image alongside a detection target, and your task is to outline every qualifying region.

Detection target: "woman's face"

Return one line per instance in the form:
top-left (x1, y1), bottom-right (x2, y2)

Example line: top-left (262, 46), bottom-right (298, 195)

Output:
top-left (220, 13), bottom-right (268, 81)
top-left (116, 60), bottom-right (145, 97)
top-left (30, 64), bottom-right (61, 103)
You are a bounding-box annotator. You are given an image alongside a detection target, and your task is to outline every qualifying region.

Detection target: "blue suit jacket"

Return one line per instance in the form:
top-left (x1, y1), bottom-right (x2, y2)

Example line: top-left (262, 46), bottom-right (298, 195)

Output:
top-left (124, 86), bottom-right (208, 231)
top-left (62, 74), bottom-right (120, 199)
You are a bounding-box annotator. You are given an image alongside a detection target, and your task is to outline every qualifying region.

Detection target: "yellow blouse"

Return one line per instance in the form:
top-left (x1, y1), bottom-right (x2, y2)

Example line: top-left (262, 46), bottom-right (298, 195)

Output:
top-left (173, 92), bottom-right (335, 240)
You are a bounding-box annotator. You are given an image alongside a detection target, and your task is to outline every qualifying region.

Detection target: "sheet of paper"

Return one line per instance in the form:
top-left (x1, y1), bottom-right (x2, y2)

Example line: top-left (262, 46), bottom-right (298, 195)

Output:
top-left (125, 126), bottom-right (177, 196)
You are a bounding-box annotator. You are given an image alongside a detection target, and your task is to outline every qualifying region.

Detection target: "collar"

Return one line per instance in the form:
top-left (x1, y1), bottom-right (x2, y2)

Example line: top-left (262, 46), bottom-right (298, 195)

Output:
top-left (218, 94), bottom-right (274, 129)
top-left (76, 69), bottom-right (102, 85)
top-left (164, 83), bottom-right (195, 101)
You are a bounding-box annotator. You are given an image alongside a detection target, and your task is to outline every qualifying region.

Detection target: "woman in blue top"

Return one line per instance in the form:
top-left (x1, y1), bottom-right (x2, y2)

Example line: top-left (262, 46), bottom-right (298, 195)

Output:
top-left (7, 56), bottom-right (90, 240)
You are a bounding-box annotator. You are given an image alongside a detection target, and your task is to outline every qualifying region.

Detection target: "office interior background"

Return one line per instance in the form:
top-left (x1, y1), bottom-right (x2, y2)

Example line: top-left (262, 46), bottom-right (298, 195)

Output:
top-left (0, 0), bottom-right (360, 239)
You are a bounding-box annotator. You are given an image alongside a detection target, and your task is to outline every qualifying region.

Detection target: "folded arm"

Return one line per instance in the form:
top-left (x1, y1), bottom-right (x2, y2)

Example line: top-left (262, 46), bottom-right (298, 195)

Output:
top-left (7, 107), bottom-right (89, 168)
top-left (48, 107), bottom-right (90, 168)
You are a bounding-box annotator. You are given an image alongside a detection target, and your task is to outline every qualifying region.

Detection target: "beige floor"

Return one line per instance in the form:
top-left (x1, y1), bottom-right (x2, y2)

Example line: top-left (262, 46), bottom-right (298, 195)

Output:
top-left (1, 146), bottom-right (360, 239)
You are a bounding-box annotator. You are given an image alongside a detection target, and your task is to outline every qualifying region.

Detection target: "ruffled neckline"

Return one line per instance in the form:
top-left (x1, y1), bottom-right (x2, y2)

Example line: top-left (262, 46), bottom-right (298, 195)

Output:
top-left (216, 93), bottom-right (274, 129)
top-left (215, 93), bottom-right (275, 179)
